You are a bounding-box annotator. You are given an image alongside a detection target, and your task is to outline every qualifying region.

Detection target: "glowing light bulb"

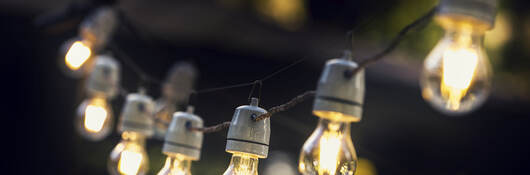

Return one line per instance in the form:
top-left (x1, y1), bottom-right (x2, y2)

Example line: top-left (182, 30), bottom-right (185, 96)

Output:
top-left (223, 153), bottom-right (260, 175)
top-left (65, 41), bottom-right (92, 71)
top-left (299, 118), bottom-right (357, 175)
top-left (76, 97), bottom-right (113, 141)
top-left (109, 132), bottom-right (149, 175)
top-left (157, 154), bottom-right (192, 175)
top-left (421, 20), bottom-right (491, 115)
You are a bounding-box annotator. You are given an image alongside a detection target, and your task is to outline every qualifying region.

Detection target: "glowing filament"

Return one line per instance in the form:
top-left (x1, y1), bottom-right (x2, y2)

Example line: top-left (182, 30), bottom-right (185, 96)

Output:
top-left (223, 153), bottom-right (259, 175)
top-left (318, 131), bottom-right (341, 175)
top-left (233, 155), bottom-right (252, 174)
top-left (441, 47), bottom-right (478, 110)
top-left (157, 155), bottom-right (192, 175)
top-left (65, 41), bottom-right (91, 70)
top-left (118, 150), bottom-right (143, 175)
top-left (84, 103), bottom-right (108, 133)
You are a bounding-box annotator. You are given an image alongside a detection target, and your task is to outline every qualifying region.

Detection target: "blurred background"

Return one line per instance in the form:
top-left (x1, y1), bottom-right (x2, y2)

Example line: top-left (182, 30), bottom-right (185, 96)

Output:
top-left (7, 0), bottom-right (530, 174)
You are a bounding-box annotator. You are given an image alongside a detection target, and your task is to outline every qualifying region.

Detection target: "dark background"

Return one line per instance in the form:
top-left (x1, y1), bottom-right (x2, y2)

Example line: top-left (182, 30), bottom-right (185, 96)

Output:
top-left (7, 0), bottom-right (530, 175)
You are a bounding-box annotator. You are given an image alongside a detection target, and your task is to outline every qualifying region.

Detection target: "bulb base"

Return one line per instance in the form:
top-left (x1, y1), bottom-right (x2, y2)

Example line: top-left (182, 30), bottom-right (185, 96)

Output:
top-left (118, 93), bottom-right (155, 137)
top-left (163, 61), bottom-right (198, 103)
top-left (226, 98), bottom-right (270, 158)
top-left (163, 106), bottom-right (204, 160)
top-left (438, 0), bottom-right (498, 30)
top-left (79, 6), bottom-right (118, 51)
top-left (313, 58), bottom-right (365, 122)
top-left (86, 55), bottom-right (120, 99)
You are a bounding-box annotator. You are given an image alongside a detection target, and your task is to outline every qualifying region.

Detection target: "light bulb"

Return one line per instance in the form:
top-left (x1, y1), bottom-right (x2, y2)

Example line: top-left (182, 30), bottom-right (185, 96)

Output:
top-left (65, 40), bottom-right (92, 71)
top-left (223, 98), bottom-right (269, 175)
top-left (158, 106), bottom-right (203, 175)
top-left (58, 38), bottom-right (94, 77)
top-left (223, 153), bottom-right (260, 175)
top-left (299, 118), bottom-right (357, 175)
top-left (76, 97), bottom-right (113, 141)
top-left (157, 154), bottom-right (192, 175)
top-left (108, 132), bottom-right (149, 175)
top-left (421, 20), bottom-right (492, 115)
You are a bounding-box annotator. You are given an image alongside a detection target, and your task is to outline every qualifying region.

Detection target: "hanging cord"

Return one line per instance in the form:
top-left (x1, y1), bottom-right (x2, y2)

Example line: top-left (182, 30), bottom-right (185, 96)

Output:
top-left (191, 6), bottom-right (438, 133)
top-left (188, 121), bottom-right (231, 133)
top-left (253, 90), bottom-right (316, 121)
top-left (186, 58), bottom-right (307, 133)
top-left (33, 0), bottom-right (118, 29)
top-left (247, 80), bottom-right (263, 102)
top-left (344, 6), bottom-right (437, 77)
top-left (108, 43), bottom-right (163, 86)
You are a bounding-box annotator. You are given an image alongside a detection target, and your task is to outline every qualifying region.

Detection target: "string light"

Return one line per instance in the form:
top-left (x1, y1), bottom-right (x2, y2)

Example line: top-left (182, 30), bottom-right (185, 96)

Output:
top-left (223, 98), bottom-right (270, 175)
top-left (76, 55), bottom-right (120, 141)
top-left (109, 92), bottom-right (155, 175)
top-left (157, 106), bottom-right (203, 175)
top-left (45, 0), bottom-right (503, 173)
top-left (421, 0), bottom-right (497, 115)
top-left (58, 6), bottom-right (117, 77)
top-left (299, 54), bottom-right (364, 175)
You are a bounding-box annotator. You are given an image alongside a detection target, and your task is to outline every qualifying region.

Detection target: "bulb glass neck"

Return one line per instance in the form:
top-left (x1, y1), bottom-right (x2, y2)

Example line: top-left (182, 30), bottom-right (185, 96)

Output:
top-left (121, 131), bottom-right (146, 145)
top-left (159, 154), bottom-right (192, 175)
top-left (437, 15), bottom-right (491, 35)
top-left (224, 153), bottom-right (259, 175)
top-left (444, 30), bottom-right (483, 48)
top-left (315, 118), bottom-right (351, 135)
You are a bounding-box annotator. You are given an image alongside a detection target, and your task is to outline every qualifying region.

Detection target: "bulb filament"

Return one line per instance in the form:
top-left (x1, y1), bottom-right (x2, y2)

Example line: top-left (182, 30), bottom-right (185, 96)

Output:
top-left (65, 41), bottom-right (91, 70)
top-left (441, 31), bottom-right (479, 110)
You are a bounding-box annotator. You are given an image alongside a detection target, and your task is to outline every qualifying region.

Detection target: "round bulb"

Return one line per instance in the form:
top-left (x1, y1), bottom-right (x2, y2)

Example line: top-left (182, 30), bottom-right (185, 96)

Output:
top-left (421, 22), bottom-right (491, 115)
top-left (223, 153), bottom-right (260, 175)
top-left (157, 154), bottom-right (192, 175)
top-left (299, 118), bottom-right (357, 175)
top-left (108, 132), bottom-right (149, 175)
top-left (76, 97), bottom-right (113, 141)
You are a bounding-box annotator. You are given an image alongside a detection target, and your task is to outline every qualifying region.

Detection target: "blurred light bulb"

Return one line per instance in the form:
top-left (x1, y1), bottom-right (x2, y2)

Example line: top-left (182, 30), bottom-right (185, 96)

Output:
top-left (223, 153), bottom-right (260, 175)
top-left (263, 151), bottom-right (296, 175)
top-left (65, 41), bottom-right (92, 71)
top-left (421, 20), bottom-right (491, 115)
top-left (299, 118), bottom-right (357, 175)
top-left (109, 132), bottom-right (149, 175)
top-left (76, 97), bottom-right (113, 141)
top-left (157, 154), bottom-right (192, 175)
top-left (84, 102), bottom-right (108, 132)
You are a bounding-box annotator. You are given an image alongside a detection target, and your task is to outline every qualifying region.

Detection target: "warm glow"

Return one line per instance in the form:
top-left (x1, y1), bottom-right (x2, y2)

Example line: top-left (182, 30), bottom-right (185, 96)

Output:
top-left (485, 12), bottom-right (512, 50)
top-left (441, 34), bottom-right (479, 110)
top-left (223, 153), bottom-right (259, 175)
top-left (318, 131), bottom-right (341, 175)
top-left (233, 155), bottom-right (251, 174)
top-left (256, 0), bottom-right (306, 30)
top-left (118, 150), bottom-right (144, 175)
top-left (65, 41), bottom-right (91, 71)
top-left (299, 118), bottom-right (356, 175)
top-left (157, 155), bottom-right (192, 175)
top-left (355, 158), bottom-right (377, 175)
top-left (84, 101), bottom-right (108, 133)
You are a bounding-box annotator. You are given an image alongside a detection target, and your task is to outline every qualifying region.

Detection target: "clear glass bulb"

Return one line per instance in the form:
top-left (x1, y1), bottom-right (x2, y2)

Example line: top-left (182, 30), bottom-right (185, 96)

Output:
top-left (299, 118), bottom-right (357, 175)
top-left (65, 40), bottom-right (92, 71)
top-left (75, 97), bottom-right (113, 141)
top-left (108, 132), bottom-right (149, 175)
top-left (157, 154), bottom-right (192, 175)
top-left (223, 153), bottom-right (260, 175)
top-left (421, 21), bottom-right (492, 115)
